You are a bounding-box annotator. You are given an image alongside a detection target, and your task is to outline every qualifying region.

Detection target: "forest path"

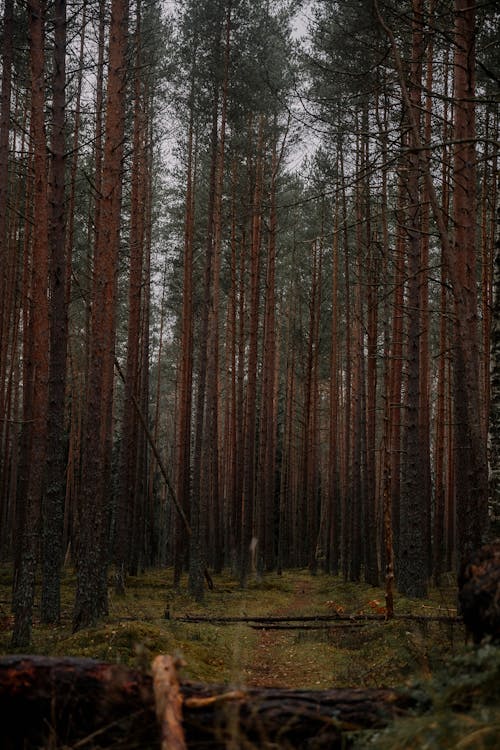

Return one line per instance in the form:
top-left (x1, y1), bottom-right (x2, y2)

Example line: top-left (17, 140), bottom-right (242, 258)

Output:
top-left (243, 576), bottom-right (323, 688)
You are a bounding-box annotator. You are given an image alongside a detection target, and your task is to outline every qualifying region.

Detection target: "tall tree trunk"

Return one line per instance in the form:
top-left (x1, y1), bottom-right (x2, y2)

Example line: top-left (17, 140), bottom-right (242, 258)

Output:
top-left (0, 0), bottom-right (13, 410)
top-left (13, 114), bottom-right (35, 586)
top-left (240, 118), bottom-right (264, 587)
top-left (115, 0), bottom-right (145, 593)
top-left (339, 145), bottom-right (352, 581)
top-left (433, 49), bottom-right (452, 582)
top-left (277, 288), bottom-right (296, 573)
top-left (452, 0), bottom-right (488, 560)
top-left (489, 167), bottom-right (500, 536)
top-left (327, 194), bottom-right (341, 575)
top-left (389, 167), bottom-right (405, 573)
top-left (0, 0), bottom-right (14, 553)
top-left (12, 0), bottom-right (50, 647)
top-left (189, 31), bottom-right (222, 600)
top-left (174, 82), bottom-right (196, 589)
top-left (205, 3), bottom-right (230, 575)
top-left (419, 0), bottom-right (434, 578)
top-left (305, 240), bottom-right (321, 574)
top-left (41, 0), bottom-right (68, 624)
top-left (348, 124), bottom-right (365, 583)
top-left (363, 103), bottom-right (379, 587)
top-left (223, 160), bottom-right (238, 569)
top-left (74, 0), bottom-right (129, 632)
top-left (398, 0), bottom-right (428, 598)
top-left (257, 143), bottom-right (278, 573)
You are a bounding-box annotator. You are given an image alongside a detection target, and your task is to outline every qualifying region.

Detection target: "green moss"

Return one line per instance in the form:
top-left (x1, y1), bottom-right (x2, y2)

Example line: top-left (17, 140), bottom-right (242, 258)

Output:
top-left (0, 564), bottom-right (460, 689)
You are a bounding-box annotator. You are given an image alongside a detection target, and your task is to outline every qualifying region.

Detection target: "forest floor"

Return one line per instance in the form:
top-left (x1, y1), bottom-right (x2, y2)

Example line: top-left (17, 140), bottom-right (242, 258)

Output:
top-left (0, 564), bottom-right (461, 688)
top-left (2, 565), bottom-right (500, 748)
top-left (244, 576), bottom-right (317, 687)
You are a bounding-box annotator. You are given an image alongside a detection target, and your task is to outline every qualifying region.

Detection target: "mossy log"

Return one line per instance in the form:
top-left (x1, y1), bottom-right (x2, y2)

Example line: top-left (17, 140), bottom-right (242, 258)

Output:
top-left (0, 655), bottom-right (423, 749)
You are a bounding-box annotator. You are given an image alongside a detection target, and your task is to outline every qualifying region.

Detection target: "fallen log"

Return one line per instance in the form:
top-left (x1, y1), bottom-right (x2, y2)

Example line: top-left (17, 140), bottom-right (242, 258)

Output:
top-left (0, 655), bottom-right (426, 749)
top-left (248, 622), bottom-right (369, 630)
top-left (177, 613), bottom-right (460, 625)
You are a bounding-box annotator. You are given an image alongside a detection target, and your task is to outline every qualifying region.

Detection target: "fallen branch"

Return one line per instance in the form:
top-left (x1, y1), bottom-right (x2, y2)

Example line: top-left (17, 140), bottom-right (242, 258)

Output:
top-left (114, 357), bottom-right (213, 591)
top-left (0, 655), bottom-right (426, 749)
top-left (152, 655), bottom-right (187, 750)
top-left (248, 623), bottom-right (369, 630)
top-left (176, 613), bottom-right (461, 625)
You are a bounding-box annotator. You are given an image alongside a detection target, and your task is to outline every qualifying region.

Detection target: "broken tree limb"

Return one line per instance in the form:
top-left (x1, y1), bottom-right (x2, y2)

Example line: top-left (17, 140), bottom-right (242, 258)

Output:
top-left (114, 357), bottom-right (187, 530)
top-left (248, 623), bottom-right (369, 630)
top-left (0, 655), bottom-right (426, 749)
top-left (152, 655), bottom-right (187, 750)
top-left (114, 357), bottom-right (213, 591)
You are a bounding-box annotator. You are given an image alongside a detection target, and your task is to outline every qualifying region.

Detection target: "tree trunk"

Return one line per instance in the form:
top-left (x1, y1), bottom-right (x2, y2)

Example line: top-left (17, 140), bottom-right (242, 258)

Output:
top-left (488, 168), bottom-right (500, 535)
top-left (240, 118), bottom-right (264, 586)
top-left (257, 134), bottom-right (279, 573)
top-left (398, 0), bottom-right (428, 598)
top-left (189, 82), bottom-right (219, 602)
top-left (0, 0), bottom-right (13, 404)
top-left (327, 194), bottom-right (341, 575)
top-left (0, 0), bottom-right (15, 557)
top-left (434, 50), bottom-right (452, 582)
top-left (452, 0), bottom-right (488, 560)
top-left (174, 62), bottom-right (196, 588)
top-left (115, 0), bottom-right (145, 593)
top-left (12, 0), bottom-right (50, 647)
top-left (74, 0), bottom-right (129, 632)
top-left (41, 0), bottom-right (68, 624)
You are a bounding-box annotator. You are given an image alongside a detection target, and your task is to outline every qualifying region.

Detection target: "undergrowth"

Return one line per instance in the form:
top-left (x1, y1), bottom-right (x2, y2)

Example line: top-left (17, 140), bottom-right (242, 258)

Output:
top-left (356, 645), bottom-right (500, 749)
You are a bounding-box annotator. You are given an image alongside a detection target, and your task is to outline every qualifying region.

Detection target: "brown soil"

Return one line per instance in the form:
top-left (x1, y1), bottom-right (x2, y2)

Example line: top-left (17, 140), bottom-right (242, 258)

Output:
top-left (245, 578), bottom-right (316, 688)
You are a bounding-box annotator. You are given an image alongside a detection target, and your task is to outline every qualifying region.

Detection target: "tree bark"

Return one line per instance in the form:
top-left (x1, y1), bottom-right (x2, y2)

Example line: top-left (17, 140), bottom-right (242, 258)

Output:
top-left (41, 0), bottom-right (68, 624)
top-left (115, 0), bottom-right (145, 593)
top-left (240, 118), bottom-right (264, 586)
top-left (0, 0), bottom-right (15, 557)
top-left (451, 0), bottom-right (487, 559)
top-left (489, 172), bottom-right (500, 535)
top-left (398, 0), bottom-right (428, 598)
top-left (174, 59), bottom-right (196, 589)
top-left (0, 0), bottom-right (13, 402)
top-left (74, 0), bottom-right (129, 631)
top-left (12, 0), bottom-right (50, 648)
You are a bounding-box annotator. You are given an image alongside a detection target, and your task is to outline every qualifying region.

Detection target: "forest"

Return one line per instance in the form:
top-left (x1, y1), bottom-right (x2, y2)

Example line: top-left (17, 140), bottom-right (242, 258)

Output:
top-left (0, 0), bottom-right (499, 746)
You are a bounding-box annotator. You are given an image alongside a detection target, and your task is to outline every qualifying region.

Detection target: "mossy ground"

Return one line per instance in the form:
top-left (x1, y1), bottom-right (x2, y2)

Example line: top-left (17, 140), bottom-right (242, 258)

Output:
top-left (1, 565), bottom-right (496, 748)
top-left (0, 564), bottom-right (460, 687)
